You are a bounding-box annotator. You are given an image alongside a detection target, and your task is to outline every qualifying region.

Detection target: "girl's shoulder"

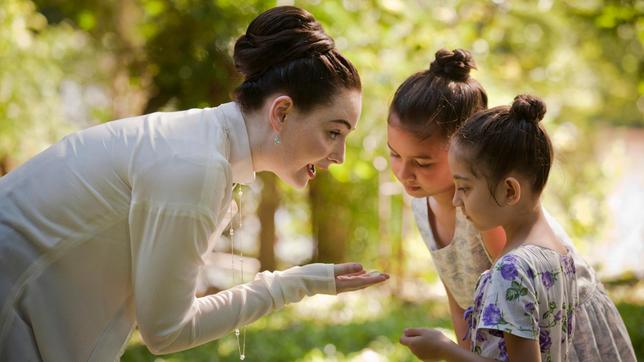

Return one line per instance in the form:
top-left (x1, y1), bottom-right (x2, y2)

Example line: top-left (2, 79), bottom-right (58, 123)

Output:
top-left (488, 245), bottom-right (576, 289)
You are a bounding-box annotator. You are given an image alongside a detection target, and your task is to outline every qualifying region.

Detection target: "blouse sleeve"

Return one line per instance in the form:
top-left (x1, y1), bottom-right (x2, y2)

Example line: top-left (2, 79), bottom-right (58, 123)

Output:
top-left (128, 157), bottom-right (335, 354)
top-left (475, 254), bottom-right (539, 340)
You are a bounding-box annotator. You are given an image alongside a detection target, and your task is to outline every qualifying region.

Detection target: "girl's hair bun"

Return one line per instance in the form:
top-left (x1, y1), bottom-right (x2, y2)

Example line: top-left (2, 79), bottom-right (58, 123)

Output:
top-left (509, 94), bottom-right (547, 124)
top-left (429, 48), bottom-right (476, 82)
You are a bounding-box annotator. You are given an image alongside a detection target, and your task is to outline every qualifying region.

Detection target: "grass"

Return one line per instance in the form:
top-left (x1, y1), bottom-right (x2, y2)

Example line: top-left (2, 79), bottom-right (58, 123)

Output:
top-left (121, 286), bottom-right (453, 361)
top-left (122, 283), bottom-right (644, 361)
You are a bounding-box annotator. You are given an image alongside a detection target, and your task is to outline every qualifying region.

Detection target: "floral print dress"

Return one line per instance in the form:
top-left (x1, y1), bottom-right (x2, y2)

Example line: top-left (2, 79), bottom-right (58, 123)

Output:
top-left (466, 245), bottom-right (579, 362)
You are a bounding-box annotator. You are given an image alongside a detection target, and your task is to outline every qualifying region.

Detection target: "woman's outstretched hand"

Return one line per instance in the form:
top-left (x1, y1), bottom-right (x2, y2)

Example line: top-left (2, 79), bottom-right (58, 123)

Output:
top-left (333, 263), bottom-right (389, 293)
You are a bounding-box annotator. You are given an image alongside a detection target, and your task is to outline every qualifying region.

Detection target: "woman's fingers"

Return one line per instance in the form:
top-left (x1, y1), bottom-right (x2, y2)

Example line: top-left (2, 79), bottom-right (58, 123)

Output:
top-left (337, 269), bottom-right (368, 278)
top-left (335, 270), bottom-right (389, 293)
top-left (333, 263), bottom-right (363, 277)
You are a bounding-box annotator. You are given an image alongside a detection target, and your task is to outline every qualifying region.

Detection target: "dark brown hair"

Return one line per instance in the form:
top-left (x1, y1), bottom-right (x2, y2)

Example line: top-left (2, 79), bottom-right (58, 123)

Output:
top-left (452, 94), bottom-right (554, 195)
top-left (233, 6), bottom-right (361, 113)
top-left (388, 48), bottom-right (487, 139)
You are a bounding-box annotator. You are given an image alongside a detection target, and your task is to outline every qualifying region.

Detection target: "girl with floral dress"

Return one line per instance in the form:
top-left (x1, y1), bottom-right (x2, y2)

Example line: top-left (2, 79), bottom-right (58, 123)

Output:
top-left (401, 94), bottom-right (578, 361)
top-left (392, 49), bottom-right (635, 361)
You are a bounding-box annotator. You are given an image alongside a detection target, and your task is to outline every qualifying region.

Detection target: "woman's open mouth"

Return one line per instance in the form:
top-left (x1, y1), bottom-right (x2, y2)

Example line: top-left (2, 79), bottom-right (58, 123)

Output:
top-left (306, 164), bottom-right (317, 178)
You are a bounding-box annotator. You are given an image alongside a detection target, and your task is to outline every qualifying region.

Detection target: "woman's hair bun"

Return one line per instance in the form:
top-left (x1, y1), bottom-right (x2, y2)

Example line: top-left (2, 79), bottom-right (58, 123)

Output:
top-left (509, 94), bottom-right (547, 124)
top-left (429, 48), bottom-right (476, 82)
top-left (233, 6), bottom-right (335, 80)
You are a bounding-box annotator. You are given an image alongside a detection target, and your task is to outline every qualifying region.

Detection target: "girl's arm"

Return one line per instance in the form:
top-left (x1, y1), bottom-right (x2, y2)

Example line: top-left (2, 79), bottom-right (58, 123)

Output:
top-left (480, 226), bottom-right (506, 260)
top-left (400, 328), bottom-right (541, 361)
top-left (400, 328), bottom-right (494, 361)
top-left (504, 333), bottom-right (541, 362)
top-left (445, 283), bottom-right (471, 350)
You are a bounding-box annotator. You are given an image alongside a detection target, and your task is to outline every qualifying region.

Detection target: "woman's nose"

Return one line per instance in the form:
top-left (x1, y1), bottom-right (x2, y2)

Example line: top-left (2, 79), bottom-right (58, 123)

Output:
top-left (329, 143), bottom-right (345, 164)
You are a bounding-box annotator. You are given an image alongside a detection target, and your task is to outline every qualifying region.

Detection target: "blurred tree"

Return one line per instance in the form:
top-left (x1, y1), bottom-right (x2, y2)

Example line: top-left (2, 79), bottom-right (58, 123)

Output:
top-left (258, 173), bottom-right (278, 271)
top-left (3, 0), bottom-right (641, 276)
top-left (0, 0), bottom-right (97, 173)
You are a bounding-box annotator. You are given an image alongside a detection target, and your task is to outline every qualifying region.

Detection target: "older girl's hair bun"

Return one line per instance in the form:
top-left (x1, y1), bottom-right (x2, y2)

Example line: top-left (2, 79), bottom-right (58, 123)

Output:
top-left (509, 94), bottom-right (547, 124)
top-left (233, 6), bottom-right (335, 80)
top-left (429, 48), bottom-right (476, 82)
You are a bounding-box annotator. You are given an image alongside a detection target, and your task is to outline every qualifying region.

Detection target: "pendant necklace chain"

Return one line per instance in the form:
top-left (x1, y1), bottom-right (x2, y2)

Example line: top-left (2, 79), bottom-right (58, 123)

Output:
top-left (230, 184), bottom-right (246, 360)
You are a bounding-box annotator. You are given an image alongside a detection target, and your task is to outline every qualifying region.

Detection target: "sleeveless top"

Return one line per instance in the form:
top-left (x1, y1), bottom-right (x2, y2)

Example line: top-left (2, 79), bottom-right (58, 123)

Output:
top-left (411, 197), bottom-right (492, 308)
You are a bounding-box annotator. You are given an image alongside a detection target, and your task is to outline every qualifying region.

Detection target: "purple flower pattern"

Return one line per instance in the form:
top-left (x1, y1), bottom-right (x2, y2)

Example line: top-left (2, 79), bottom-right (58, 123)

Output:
top-left (466, 247), bottom-right (578, 361)
top-left (482, 303), bottom-right (503, 325)
top-left (500, 262), bottom-right (518, 281)
top-left (498, 339), bottom-right (508, 360)
top-left (541, 270), bottom-right (557, 289)
top-left (539, 329), bottom-right (552, 352)
top-left (562, 255), bottom-right (576, 275)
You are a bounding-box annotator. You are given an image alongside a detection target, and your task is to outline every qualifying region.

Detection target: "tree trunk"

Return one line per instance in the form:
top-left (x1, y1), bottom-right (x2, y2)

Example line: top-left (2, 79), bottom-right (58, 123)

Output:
top-left (309, 172), bottom-right (348, 264)
top-left (257, 173), bottom-right (278, 271)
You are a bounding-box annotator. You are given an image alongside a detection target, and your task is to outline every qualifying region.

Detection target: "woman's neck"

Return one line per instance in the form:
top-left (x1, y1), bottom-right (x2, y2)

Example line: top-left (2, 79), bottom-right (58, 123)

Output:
top-left (241, 108), bottom-right (275, 173)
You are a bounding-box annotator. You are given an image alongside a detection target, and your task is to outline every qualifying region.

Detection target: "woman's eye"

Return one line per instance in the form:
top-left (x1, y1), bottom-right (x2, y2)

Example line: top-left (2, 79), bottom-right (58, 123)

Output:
top-left (389, 152), bottom-right (400, 158)
top-left (329, 131), bottom-right (341, 140)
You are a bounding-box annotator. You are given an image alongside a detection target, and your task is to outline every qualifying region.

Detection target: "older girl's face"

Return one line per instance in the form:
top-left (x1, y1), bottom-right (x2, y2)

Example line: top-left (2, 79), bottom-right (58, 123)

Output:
top-left (387, 114), bottom-right (454, 198)
top-left (277, 89), bottom-right (362, 188)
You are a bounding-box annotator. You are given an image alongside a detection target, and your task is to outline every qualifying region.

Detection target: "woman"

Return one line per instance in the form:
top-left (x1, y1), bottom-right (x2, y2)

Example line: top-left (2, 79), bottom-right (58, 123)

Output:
top-left (0, 6), bottom-right (388, 361)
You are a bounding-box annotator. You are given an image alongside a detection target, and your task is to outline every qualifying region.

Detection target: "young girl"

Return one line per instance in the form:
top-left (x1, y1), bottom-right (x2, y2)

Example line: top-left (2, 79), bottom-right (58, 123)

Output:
top-left (391, 49), bottom-right (635, 361)
top-left (404, 94), bottom-right (577, 361)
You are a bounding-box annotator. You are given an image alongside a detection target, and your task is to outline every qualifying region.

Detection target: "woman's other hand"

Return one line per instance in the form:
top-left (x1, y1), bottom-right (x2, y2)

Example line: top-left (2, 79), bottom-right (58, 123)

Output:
top-left (333, 263), bottom-right (389, 293)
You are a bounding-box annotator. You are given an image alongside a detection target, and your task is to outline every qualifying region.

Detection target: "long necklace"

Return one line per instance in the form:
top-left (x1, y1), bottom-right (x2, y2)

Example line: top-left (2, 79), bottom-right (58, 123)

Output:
top-left (229, 185), bottom-right (246, 360)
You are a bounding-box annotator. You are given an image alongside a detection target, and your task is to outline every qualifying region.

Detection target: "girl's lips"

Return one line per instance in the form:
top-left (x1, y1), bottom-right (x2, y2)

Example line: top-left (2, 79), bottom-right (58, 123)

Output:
top-left (306, 164), bottom-right (316, 179)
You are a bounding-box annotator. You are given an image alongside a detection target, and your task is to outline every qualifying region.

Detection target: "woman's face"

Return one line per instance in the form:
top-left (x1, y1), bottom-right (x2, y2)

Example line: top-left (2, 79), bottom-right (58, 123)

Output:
top-left (387, 115), bottom-right (454, 198)
top-left (277, 88), bottom-right (362, 188)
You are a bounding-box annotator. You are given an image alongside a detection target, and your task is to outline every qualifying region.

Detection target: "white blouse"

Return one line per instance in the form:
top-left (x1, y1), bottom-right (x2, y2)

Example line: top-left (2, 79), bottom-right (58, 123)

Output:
top-left (0, 102), bottom-right (336, 361)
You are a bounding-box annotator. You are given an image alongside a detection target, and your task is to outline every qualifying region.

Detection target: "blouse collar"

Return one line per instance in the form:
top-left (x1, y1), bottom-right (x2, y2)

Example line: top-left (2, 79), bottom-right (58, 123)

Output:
top-left (217, 102), bottom-right (256, 185)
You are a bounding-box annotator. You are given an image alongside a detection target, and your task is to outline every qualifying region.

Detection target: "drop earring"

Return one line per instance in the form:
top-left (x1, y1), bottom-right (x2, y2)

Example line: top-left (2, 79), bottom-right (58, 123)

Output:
top-left (273, 134), bottom-right (281, 145)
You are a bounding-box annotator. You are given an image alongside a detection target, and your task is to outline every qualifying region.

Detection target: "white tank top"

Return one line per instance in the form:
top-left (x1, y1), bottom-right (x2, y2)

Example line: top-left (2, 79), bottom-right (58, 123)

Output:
top-left (411, 197), bottom-right (492, 308)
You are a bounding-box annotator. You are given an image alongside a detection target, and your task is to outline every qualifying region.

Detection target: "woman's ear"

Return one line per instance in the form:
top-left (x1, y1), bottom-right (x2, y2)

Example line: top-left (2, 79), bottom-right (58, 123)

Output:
top-left (268, 95), bottom-right (293, 132)
top-left (498, 176), bottom-right (521, 206)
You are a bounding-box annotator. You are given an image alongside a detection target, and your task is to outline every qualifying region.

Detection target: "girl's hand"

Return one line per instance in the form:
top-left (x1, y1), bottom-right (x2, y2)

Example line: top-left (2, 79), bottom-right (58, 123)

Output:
top-left (399, 327), bottom-right (455, 361)
top-left (333, 263), bottom-right (389, 293)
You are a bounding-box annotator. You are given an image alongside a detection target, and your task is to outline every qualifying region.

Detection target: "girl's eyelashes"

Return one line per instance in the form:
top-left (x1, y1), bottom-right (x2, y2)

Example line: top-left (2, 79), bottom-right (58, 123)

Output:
top-left (415, 161), bottom-right (432, 168)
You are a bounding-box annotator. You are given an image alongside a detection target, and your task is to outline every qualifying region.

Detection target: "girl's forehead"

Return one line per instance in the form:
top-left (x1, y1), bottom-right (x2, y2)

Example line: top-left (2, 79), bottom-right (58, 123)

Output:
top-left (387, 124), bottom-right (447, 154)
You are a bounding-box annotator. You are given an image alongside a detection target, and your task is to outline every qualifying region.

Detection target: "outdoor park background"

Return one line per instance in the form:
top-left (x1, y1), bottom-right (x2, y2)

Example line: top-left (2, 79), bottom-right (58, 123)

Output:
top-left (1, 0), bottom-right (642, 360)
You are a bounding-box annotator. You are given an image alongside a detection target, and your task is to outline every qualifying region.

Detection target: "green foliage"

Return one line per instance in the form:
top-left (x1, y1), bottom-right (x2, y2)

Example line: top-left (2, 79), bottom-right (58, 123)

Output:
top-left (2, 0), bottom-right (642, 358)
top-left (0, 0), bottom-right (89, 166)
top-left (121, 292), bottom-right (453, 361)
top-left (616, 302), bottom-right (644, 360)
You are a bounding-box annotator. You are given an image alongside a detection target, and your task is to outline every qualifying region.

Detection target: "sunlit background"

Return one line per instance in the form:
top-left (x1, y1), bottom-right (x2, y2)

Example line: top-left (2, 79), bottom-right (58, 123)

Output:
top-left (1, 0), bottom-right (642, 361)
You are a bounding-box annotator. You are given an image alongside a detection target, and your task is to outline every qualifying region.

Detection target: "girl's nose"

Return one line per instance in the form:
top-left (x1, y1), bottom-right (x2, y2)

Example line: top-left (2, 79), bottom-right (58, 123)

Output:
top-left (452, 192), bottom-right (462, 207)
top-left (400, 162), bottom-right (415, 181)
